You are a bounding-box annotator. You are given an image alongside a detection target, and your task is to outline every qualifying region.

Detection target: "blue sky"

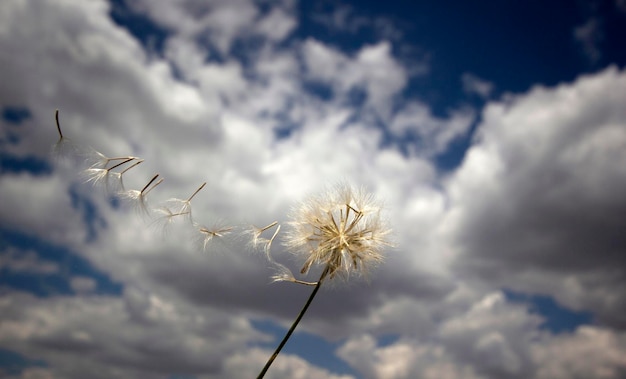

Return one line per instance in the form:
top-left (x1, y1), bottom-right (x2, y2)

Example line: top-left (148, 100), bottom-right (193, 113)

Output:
top-left (1, 0), bottom-right (626, 378)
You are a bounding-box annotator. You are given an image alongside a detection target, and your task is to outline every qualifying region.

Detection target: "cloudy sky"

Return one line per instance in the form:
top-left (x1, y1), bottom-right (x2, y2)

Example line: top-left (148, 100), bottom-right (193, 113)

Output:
top-left (1, 0), bottom-right (626, 378)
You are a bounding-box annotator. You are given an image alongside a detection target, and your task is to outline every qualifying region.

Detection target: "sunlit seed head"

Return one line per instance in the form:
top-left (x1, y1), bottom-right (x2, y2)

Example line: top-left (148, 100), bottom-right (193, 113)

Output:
top-left (284, 184), bottom-right (392, 281)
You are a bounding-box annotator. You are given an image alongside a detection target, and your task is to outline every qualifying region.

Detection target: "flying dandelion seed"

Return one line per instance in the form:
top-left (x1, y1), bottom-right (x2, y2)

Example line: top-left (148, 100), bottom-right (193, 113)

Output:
top-left (51, 109), bottom-right (77, 160)
top-left (85, 149), bottom-right (138, 170)
top-left (122, 173), bottom-right (164, 214)
top-left (84, 157), bottom-right (136, 188)
top-left (197, 224), bottom-right (234, 251)
top-left (164, 182), bottom-right (207, 221)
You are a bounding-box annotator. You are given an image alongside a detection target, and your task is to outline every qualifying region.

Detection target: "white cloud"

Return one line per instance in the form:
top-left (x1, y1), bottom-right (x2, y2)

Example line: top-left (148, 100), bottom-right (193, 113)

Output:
top-left (302, 38), bottom-right (407, 119)
top-left (0, 172), bottom-right (87, 245)
top-left (574, 18), bottom-right (603, 64)
top-left (389, 101), bottom-right (475, 157)
top-left (310, 4), bottom-right (403, 42)
top-left (532, 326), bottom-right (626, 379)
top-left (462, 73), bottom-right (494, 98)
top-left (255, 7), bottom-right (297, 42)
top-left (129, 0), bottom-right (259, 54)
top-left (0, 248), bottom-right (59, 275)
top-left (337, 293), bottom-right (626, 379)
top-left (69, 276), bottom-right (97, 294)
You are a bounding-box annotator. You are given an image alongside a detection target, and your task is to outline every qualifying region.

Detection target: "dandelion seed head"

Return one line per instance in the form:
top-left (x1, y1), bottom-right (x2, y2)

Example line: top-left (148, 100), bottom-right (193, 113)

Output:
top-left (284, 184), bottom-right (391, 281)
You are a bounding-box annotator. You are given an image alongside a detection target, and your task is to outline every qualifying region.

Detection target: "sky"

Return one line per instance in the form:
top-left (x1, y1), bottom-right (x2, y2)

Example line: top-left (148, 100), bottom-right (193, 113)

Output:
top-left (1, 0), bottom-right (626, 378)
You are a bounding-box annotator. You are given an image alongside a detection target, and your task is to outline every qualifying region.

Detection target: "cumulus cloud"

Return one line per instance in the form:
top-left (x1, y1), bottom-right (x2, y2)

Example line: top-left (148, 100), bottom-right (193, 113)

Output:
top-left (462, 73), bottom-right (494, 99)
top-left (574, 18), bottom-right (603, 64)
top-left (0, 290), bottom-right (268, 379)
top-left (447, 66), bottom-right (626, 327)
top-left (389, 101), bottom-right (475, 157)
top-left (302, 38), bottom-right (407, 119)
top-left (338, 293), bottom-right (626, 379)
top-left (310, 4), bottom-right (403, 42)
top-left (0, 248), bottom-right (59, 275)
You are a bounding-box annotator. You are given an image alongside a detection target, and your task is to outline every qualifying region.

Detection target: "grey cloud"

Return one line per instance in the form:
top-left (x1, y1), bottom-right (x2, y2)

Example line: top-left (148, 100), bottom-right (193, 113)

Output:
top-left (447, 66), bottom-right (626, 328)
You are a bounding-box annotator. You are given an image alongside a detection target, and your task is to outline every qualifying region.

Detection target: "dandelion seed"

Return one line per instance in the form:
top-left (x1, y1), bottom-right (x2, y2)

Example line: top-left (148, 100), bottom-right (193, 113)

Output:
top-left (84, 157), bottom-right (135, 187)
top-left (270, 265), bottom-right (317, 286)
top-left (85, 149), bottom-right (137, 170)
top-left (165, 182), bottom-right (206, 221)
top-left (250, 221), bottom-right (278, 250)
top-left (122, 174), bottom-right (163, 214)
top-left (152, 206), bottom-right (191, 233)
top-left (249, 221), bottom-right (299, 285)
top-left (198, 225), bottom-right (233, 251)
top-left (51, 110), bottom-right (77, 160)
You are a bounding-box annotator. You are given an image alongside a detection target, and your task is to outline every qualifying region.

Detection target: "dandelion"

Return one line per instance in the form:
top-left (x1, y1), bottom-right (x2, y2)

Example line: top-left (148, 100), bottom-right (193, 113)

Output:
top-left (256, 184), bottom-right (391, 378)
top-left (284, 183), bottom-right (390, 280)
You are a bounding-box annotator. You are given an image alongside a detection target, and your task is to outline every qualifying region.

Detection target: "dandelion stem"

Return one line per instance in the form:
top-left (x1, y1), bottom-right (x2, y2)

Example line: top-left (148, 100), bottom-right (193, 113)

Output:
top-left (256, 266), bottom-right (330, 379)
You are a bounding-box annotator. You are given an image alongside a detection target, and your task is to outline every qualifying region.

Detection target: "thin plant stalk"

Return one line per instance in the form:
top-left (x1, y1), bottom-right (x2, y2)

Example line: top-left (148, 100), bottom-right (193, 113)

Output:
top-left (256, 266), bottom-right (330, 379)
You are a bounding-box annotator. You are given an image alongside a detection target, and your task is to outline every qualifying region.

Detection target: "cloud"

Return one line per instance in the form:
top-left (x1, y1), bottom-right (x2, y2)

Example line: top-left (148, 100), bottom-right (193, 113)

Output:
top-left (389, 101), bottom-right (475, 157)
top-left (574, 18), bottom-right (603, 64)
top-left (0, 290), bottom-right (269, 379)
top-left (532, 326), bottom-right (626, 379)
top-left (447, 66), bottom-right (626, 328)
top-left (69, 276), bottom-right (97, 294)
top-left (310, 4), bottom-right (403, 42)
top-left (462, 73), bottom-right (494, 98)
top-left (0, 248), bottom-right (59, 275)
top-left (302, 38), bottom-right (407, 119)
top-left (337, 292), bottom-right (626, 379)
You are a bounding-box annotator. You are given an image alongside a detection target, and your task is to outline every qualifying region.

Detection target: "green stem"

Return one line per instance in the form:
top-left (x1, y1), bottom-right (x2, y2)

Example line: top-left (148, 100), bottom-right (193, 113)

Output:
top-left (256, 267), bottom-right (329, 379)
